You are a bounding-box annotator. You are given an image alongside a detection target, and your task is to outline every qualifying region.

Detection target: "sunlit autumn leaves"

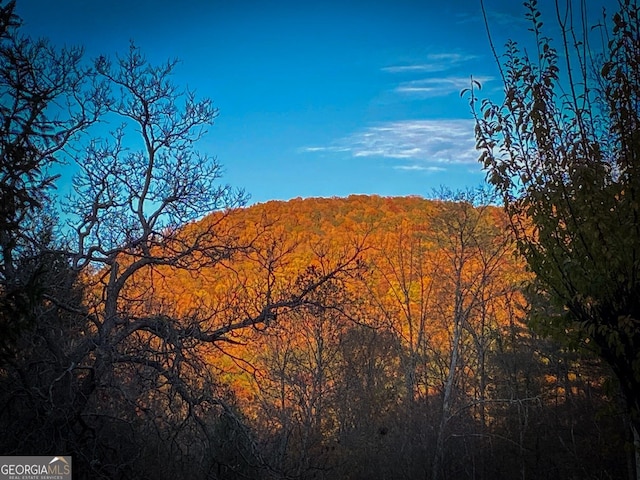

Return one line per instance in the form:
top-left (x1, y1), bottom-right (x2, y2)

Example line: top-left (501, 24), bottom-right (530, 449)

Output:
top-left (39, 192), bottom-right (626, 477)
top-left (106, 194), bottom-right (528, 460)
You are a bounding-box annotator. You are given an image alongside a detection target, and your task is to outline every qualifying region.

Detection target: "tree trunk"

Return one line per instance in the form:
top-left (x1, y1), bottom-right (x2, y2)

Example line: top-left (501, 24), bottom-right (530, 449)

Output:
top-left (432, 303), bottom-right (463, 480)
top-left (633, 424), bottom-right (640, 480)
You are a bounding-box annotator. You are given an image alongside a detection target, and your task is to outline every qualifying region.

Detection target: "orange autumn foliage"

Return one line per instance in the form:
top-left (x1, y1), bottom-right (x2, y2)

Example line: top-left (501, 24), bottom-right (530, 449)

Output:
top-left (114, 194), bottom-right (529, 425)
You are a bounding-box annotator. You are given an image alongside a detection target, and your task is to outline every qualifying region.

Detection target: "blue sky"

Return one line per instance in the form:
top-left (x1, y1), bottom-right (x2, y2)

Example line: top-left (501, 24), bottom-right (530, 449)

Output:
top-left (16, 0), bottom-right (616, 205)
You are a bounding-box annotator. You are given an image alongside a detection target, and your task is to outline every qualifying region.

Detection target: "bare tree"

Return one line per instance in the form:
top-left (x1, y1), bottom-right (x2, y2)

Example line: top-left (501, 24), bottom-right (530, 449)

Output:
top-left (428, 188), bottom-right (516, 480)
top-left (0, 40), bottom-right (364, 479)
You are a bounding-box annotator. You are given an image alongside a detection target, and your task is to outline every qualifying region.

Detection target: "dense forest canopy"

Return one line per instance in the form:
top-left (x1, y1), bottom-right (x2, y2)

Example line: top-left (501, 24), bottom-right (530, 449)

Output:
top-left (0, 0), bottom-right (639, 479)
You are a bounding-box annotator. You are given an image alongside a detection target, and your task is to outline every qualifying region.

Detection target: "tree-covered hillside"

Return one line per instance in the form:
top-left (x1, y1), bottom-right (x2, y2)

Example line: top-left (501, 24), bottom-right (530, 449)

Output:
top-left (4, 190), bottom-right (627, 479)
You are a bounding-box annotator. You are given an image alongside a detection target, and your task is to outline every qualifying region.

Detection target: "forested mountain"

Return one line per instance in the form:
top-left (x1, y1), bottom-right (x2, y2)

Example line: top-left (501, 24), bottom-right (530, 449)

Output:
top-left (44, 193), bottom-right (625, 479)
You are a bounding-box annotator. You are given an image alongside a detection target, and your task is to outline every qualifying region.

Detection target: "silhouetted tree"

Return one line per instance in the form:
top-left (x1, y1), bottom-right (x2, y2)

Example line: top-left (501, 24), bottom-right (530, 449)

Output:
top-left (471, 0), bottom-right (640, 475)
top-left (0, 0), bottom-right (103, 356)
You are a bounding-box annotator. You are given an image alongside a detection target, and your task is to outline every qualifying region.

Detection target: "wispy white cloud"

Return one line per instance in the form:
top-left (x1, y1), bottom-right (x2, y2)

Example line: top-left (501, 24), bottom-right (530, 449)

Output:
top-left (394, 165), bottom-right (447, 172)
top-left (382, 52), bottom-right (493, 99)
top-left (383, 53), bottom-right (479, 74)
top-left (300, 51), bottom-right (485, 171)
top-left (301, 119), bottom-right (479, 170)
top-left (302, 146), bottom-right (326, 152)
top-left (394, 75), bottom-right (493, 98)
